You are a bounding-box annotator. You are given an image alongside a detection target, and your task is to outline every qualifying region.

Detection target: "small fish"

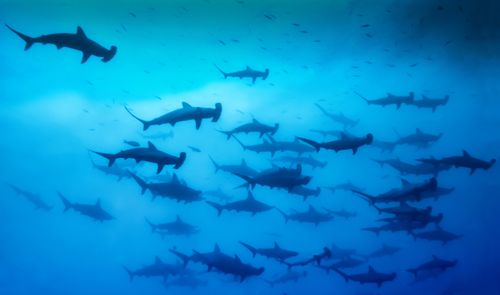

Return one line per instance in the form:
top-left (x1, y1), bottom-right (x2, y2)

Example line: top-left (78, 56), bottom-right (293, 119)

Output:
top-left (365, 33), bottom-right (373, 38)
top-left (188, 146), bottom-right (201, 153)
top-left (129, 12), bottom-right (136, 18)
top-left (218, 40), bottom-right (226, 46)
top-left (361, 24), bottom-right (371, 28)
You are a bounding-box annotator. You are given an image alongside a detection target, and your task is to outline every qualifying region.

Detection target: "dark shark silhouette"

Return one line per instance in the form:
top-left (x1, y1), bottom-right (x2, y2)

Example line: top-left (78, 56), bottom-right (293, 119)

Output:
top-left (6, 183), bottom-right (52, 211)
top-left (91, 141), bottom-right (186, 174)
top-left (125, 102), bottom-right (222, 130)
top-left (408, 95), bottom-right (449, 112)
top-left (128, 171), bottom-right (202, 203)
top-left (278, 205), bottom-right (333, 226)
top-left (239, 241), bottom-right (299, 262)
top-left (272, 155), bottom-right (327, 169)
top-left (219, 119), bottom-right (279, 139)
top-left (123, 256), bottom-right (185, 282)
top-left (407, 255), bottom-right (457, 277)
top-left (418, 150), bottom-right (496, 174)
top-left (233, 165), bottom-right (311, 191)
top-left (412, 227), bottom-right (463, 245)
top-left (145, 215), bottom-right (199, 238)
top-left (209, 156), bottom-right (258, 177)
top-left (333, 265), bottom-right (396, 287)
top-left (297, 133), bottom-right (373, 154)
top-left (354, 91), bottom-right (414, 109)
top-left (314, 103), bottom-right (359, 128)
top-left (215, 65), bottom-right (269, 83)
top-left (206, 191), bottom-right (274, 216)
top-left (6, 25), bottom-right (117, 63)
top-left (394, 128), bottom-right (442, 148)
top-left (58, 191), bottom-right (114, 222)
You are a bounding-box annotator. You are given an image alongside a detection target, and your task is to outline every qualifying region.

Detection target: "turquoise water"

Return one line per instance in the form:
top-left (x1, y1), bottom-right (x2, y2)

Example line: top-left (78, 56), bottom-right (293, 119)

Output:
top-left (1, 1), bottom-right (499, 294)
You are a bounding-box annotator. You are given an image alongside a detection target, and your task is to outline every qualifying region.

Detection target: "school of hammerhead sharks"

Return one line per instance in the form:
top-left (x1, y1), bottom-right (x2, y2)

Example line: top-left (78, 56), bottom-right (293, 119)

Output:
top-left (4, 22), bottom-right (497, 291)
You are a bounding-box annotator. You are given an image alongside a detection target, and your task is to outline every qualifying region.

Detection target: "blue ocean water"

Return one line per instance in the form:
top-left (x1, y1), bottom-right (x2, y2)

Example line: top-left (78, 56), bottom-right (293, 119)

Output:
top-left (1, 0), bottom-right (499, 294)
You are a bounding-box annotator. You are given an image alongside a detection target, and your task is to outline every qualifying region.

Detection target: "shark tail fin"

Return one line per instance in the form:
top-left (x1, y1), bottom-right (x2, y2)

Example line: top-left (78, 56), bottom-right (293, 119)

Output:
top-left (145, 218), bottom-right (157, 232)
top-left (239, 241), bottom-right (257, 257)
top-left (206, 201), bottom-right (224, 216)
top-left (90, 150), bottom-right (117, 167)
top-left (351, 189), bottom-right (376, 205)
top-left (332, 267), bottom-right (349, 282)
top-left (57, 191), bottom-right (72, 212)
top-left (6, 24), bottom-right (35, 50)
top-left (296, 137), bottom-right (321, 152)
top-left (276, 208), bottom-right (289, 223)
top-left (232, 136), bottom-right (247, 150)
top-left (122, 266), bottom-right (134, 281)
top-left (124, 106), bottom-right (150, 131)
top-left (353, 91), bottom-right (370, 104)
top-left (232, 173), bottom-right (256, 189)
top-left (127, 170), bottom-right (148, 194)
top-left (214, 64), bottom-right (228, 78)
top-left (209, 156), bottom-right (221, 172)
top-left (218, 130), bottom-right (232, 140)
top-left (169, 249), bottom-right (190, 267)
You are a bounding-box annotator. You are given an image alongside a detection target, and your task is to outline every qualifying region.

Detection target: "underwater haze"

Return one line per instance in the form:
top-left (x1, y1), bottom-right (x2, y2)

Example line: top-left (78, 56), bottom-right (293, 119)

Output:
top-left (1, 0), bottom-right (500, 294)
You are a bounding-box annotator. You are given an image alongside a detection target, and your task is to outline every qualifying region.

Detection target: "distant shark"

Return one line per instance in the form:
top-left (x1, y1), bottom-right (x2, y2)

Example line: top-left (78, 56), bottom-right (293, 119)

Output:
top-left (354, 91), bottom-right (414, 109)
top-left (125, 102), bottom-right (222, 130)
top-left (58, 191), bottom-right (114, 222)
top-left (91, 141), bottom-right (186, 174)
top-left (6, 25), bottom-right (117, 63)
top-left (408, 95), bottom-right (449, 112)
top-left (215, 65), bottom-right (269, 83)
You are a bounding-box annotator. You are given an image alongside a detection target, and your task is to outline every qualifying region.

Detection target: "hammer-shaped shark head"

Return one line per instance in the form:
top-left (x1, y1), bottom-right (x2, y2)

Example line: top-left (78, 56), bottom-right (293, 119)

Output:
top-left (102, 45), bottom-right (117, 62)
top-left (487, 158), bottom-right (496, 169)
top-left (262, 69), bottom-right (270, 80)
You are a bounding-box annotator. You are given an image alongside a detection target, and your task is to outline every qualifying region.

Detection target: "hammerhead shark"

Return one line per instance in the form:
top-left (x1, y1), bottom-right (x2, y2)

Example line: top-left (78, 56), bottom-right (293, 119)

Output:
top-left (6, 25), bottom-right (117, 63)
top-left (215, 65), bottom-right (269, 83)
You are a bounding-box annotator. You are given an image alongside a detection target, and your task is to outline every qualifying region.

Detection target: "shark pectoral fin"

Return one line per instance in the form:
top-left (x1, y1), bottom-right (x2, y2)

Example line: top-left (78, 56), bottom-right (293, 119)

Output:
top-left (252, 77), bottom-right (256, 84)
top-left (156, 164), bottom-right (165, 174)
top-left (81, 52), bottom-right (91, 64)
top-left (195, 118), bottom-right (202, 129)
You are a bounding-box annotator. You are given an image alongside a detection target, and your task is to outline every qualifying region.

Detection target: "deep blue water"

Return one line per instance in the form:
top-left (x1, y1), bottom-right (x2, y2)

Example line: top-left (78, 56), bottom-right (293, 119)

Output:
top-left (1, 0), bottom-right (500, 294)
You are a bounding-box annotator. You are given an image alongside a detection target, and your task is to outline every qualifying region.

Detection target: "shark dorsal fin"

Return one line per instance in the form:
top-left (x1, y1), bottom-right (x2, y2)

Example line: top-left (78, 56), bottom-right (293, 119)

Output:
top-left (95, 198), bottom-right (101, 207)
top-left (182, 102), bottom-right (192, 108)
top-left (246, 66), bottom-right (251, 70)
top-left (247, 191), bottom-right (255, 200)
top-left (76, 26), bottom-right (87, 38)
top-left (462, 150), bottom-right (470, 157)
top-left (155, 256), bottom-right (163, 264)
top-left (214, 243), bottom-right (221, 253)
top-left (340, 132), bottom-right (348, 139)
top-left (401, 179), bottom-right (411, 188)
top-left (274, 242), bottom-right (280, 249)
top-left (148, 141), bottom-right (158, 150)
top-left (368, 265), bottom-right (375, 273)
top-left (416, 128), bottom-right (423, 134)
top-left (263, 138), bottom-right (270, 145)
top-left (422, 95), bottom-right (429, 100)
top-left (241, 159), bottom-right (247, 166)
top-left (172, 173), bottom-right (180, 183)
top-left (234, 254), bottom-right (241, 262)
top-left (252, 118), bottom-right (259, 124)
top-left (176, 215), bottom-right (181, 222)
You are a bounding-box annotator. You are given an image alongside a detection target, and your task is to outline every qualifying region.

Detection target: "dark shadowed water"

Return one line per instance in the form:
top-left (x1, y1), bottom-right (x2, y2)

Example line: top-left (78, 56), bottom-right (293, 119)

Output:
top-left (1, 0), bottom-right (499, 294)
